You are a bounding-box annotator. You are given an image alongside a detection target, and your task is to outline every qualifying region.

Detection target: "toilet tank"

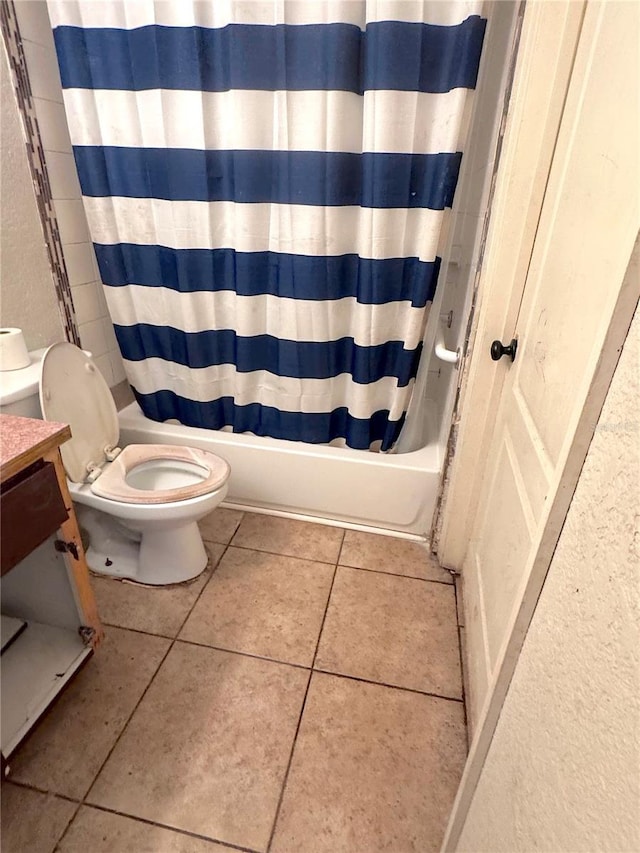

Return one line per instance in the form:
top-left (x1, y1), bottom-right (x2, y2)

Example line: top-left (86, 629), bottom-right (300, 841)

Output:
top-left (0, 348), bottom-right (47, 418)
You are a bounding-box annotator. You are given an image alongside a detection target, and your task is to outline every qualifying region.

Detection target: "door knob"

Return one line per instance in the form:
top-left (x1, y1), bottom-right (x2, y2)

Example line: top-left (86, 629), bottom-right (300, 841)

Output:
top-left (490, 338), bottom-right (517, 362)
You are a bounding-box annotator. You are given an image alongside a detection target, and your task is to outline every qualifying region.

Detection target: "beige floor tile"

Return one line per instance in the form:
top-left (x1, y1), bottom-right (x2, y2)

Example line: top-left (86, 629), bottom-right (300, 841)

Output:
top-left (92, 544), bottom-right (225, 637)
top-left (340, 530), bottom-right (452, 583)
top-left (88, 642), bottom-right (308, 852)
top-left (59, 806), bottom-right (236, 852)
top-left (180, 547), bottom-right (334, 665)
top-left (316, 567), bottom-right (462, 698)
top-left (10, 627), bottom-right (170, 799)
top-left (198, 507), bottom-right (244, 544)
top-left (232, 513), bottom-right (343, 563)
top-left (0, 782), bottom-right (77, 853)
top-left (271, 672), bottom-right (467, 853)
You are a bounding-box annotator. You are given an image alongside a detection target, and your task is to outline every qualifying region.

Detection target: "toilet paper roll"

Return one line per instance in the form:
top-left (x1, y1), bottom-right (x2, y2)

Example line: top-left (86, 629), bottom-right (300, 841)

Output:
top-left (0, 328), bottom-right (31, 371)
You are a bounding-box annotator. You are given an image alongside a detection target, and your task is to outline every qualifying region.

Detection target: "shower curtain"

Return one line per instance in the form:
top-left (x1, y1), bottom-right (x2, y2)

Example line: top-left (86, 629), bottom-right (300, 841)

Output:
top-left (48, 1), bottom-right (486, 451)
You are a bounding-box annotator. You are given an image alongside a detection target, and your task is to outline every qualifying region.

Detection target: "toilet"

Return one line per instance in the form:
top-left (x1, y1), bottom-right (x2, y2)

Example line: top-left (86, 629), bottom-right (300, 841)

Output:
top-left (36, 342), bottom-right (230, 585)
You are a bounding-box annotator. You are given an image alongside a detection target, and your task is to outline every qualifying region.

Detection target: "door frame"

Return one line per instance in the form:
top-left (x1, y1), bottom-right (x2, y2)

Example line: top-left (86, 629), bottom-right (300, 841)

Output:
top-left (437, 1), bottom-right (640, 848)
top-left (435, 0), bottom-right (587, 569)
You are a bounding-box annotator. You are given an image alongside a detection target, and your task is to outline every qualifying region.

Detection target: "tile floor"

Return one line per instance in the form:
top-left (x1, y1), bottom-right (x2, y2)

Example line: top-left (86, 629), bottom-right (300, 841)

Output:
top-left (1, 510), bottom-right (467, 853)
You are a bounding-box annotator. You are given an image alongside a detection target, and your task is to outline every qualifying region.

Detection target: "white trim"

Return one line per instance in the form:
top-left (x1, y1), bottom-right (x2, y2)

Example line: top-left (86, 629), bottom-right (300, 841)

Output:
top-left (437, 0), bottom-right (586, 569)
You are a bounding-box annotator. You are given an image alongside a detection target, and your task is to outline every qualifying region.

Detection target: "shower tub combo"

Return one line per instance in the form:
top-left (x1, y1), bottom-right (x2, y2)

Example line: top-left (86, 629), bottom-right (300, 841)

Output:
top-left (118, 401), bottom-right (441, 539)
top-left (67, 2), bottom-right (517, 542)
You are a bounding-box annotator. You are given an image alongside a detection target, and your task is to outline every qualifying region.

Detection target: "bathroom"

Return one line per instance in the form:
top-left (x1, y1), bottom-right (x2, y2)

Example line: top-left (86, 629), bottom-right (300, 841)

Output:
top-left (0, 1), bottom-right (638, 851)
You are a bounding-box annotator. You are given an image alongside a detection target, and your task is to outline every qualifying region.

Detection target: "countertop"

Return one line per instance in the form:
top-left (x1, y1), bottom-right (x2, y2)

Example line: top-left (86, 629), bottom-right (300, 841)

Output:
top-left (0, 414), bottom-right (71, 483)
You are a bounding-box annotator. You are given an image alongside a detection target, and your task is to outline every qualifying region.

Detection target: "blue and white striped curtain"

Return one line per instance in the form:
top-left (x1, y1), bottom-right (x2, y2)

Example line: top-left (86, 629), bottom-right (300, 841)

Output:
top-left (48, 1), bottom-right (486, 451)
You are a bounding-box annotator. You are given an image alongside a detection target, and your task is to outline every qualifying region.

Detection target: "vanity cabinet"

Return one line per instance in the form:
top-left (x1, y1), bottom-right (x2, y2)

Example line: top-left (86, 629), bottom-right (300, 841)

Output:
top-left (0, 414), bottom-right (103, 760)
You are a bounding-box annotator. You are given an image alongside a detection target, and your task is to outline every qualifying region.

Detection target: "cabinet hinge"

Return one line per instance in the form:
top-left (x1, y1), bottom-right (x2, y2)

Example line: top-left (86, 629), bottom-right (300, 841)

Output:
top-left (78, 626), bottom-right (96, 645)
top-left (54, 539), bottom-right (79, 560)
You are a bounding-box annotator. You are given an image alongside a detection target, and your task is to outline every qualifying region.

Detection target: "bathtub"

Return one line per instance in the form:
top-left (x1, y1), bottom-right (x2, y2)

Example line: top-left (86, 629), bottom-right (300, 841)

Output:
top-left (118, 402), bottom-right (442, 540)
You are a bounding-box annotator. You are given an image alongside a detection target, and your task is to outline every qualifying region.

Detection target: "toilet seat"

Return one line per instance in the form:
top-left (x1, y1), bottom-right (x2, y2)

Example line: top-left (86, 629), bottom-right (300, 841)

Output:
top-left (39, 343), bottom-right (230, 504)
top-left (90, 444), bottom-right (230, 504)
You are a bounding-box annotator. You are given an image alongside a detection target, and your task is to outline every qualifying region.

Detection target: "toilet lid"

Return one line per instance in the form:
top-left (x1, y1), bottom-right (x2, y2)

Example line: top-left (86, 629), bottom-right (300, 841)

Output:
top-left (39, 342), bottom-right (119, 482)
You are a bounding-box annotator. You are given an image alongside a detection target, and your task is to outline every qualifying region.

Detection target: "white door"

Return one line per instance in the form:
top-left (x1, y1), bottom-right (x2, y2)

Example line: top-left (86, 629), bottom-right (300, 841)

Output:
top-left (461, 0), bottom-right (639, 729)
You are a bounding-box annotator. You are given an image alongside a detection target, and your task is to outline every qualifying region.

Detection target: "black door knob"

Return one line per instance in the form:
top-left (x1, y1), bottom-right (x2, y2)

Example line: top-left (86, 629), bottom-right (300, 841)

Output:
top-left (490, 338), bottom-right (518, 362)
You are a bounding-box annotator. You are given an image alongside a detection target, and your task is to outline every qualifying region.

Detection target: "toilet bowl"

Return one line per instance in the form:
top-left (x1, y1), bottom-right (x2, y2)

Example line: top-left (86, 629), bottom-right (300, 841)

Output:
top-left (39, 342), bottom-right (230, 585)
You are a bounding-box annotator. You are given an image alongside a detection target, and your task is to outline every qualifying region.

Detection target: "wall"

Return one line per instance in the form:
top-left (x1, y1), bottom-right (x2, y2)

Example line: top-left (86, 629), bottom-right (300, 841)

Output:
top-left (0, 38), bottom-right (63, 349)
top-left (8, 1), bottom-right (126, 387)
top-left (456, 290), bottom-right (640, 851)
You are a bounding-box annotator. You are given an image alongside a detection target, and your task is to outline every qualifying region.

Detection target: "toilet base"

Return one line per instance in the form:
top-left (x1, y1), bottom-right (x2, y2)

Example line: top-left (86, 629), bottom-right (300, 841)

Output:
top-left (78, 506), bottom-right (208, 585)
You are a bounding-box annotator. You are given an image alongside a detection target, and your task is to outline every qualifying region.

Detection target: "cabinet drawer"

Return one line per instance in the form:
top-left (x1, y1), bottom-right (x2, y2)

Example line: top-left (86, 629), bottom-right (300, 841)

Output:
top-left (1, 461), bottom-right (68, 575)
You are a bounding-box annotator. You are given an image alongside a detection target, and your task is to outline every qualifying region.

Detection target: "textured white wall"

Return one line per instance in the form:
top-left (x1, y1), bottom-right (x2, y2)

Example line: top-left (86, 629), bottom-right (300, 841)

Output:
top-left (456, 284), bottom-right (640, 851)
top-left (0, 40), bottom-right (63, 349)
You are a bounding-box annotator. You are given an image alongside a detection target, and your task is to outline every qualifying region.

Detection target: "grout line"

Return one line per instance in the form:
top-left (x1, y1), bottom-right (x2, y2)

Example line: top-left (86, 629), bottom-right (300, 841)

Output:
top-left (79, 638), bottom-right (174, 804)
top-left (265, 528), bottom-right (345, 852)
top-left (200, 538), bottom-right (238, 548)
top-left (335, 527), bottom-right (347, 566)
top-left (225, 541), bottom-right (342, 566)
top-left (458, 624), bottom-right (470, 752)
top-left (175, 637), bottom-right (312, 672)
top-left (48, 539), bottom-right (234, 850)
top-left (453, 580), bottom-right (470, 749)
top-left (5, 778), bottom-right (85, 853)
top-left (93, 632), bottom-right (463, 708)
top-left (100, 531), bottom-right (460, 703)
top-left (80, 541), bottom-right (233, 810)
top-left (17, 516), bottom-right (463, 850)
top-left (63, 802), bottom-right (262, 853)
top-left (220, 541), bottom-right (454, 585)
top-left (310, 529), bottom-right (344, 674)
top-left (99, 621), bottom-right (174, 641)
top-left (53, 803), bottom-right (83, 853)
top-left (199, 514), bottom-right (244, 551)
top-left (264, 668), bottom-right (312, 853)
top-left (337, 562), bottom-right (455, 587)
top-left (227, 510), bottom-right (453, 581)
top-left (454, 575), bottom-right (465, 627)
top-left (311, 667), bottom-right (465, 704)
top-left (3, 778), bottom-right (81, 804)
